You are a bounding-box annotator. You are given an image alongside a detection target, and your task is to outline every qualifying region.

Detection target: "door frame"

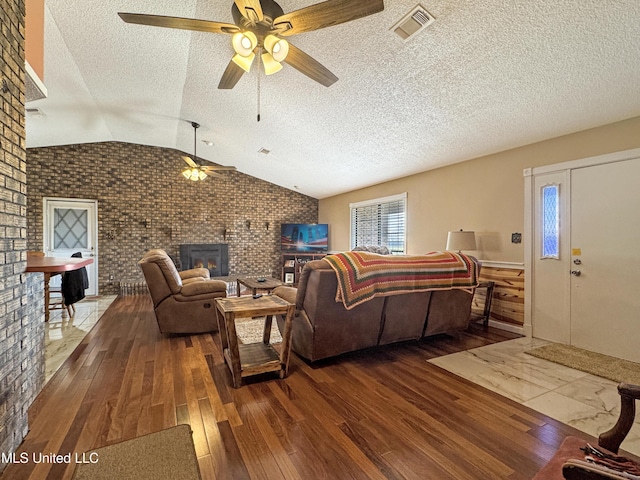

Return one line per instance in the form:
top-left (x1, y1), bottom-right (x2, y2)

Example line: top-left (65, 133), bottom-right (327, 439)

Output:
top-left (523, 147), bottom-right (640, 338)
top-left (42, 197), bottom-right (99, 295)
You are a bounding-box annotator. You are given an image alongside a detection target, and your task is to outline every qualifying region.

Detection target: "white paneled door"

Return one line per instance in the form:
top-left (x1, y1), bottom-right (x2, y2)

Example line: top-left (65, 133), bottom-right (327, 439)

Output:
top-left (44, 198), bottom-right (98, 296)
top-left (529, 151), bottom-right (640, 363)
top-left (569, 158), bottom-right (640, 362)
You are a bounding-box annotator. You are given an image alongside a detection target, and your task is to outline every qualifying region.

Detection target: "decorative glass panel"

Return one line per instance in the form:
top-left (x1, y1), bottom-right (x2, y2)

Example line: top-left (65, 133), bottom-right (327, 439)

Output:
top-left (541, 184), bottom-right (559, 258)
top-left (54, 208), bottom-right (88, 249)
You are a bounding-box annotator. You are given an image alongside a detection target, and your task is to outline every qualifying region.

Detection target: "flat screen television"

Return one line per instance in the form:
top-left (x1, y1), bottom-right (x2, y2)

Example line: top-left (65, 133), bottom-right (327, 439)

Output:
top-left (281, 223), bottom-right (329, 253)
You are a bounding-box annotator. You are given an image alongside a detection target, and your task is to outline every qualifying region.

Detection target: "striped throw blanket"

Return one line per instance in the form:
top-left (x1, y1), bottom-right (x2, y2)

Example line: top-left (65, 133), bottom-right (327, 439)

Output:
top-left (323, 251), bottom-right (479, 310)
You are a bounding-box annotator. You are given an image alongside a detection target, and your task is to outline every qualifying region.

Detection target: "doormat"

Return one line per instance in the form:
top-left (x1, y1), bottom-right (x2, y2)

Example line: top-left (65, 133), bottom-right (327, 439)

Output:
top-left (525, 343), bottom-right (640, 384)
top-left (72, 424), bottom-right (201, 480)
top-left (235, 316), bottom-right (282, 345)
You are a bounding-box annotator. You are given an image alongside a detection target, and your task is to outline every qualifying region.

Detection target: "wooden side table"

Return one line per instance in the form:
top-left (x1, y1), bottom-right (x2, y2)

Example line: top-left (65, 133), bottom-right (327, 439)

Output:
top-left (215, 295), bottom-right (295, 388)
top-left (475, 281), bottom-right (495, 327)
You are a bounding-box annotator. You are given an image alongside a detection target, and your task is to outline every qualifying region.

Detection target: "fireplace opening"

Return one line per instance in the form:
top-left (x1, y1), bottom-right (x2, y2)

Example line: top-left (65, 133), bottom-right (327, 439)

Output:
top-left (180, 244), bottom-right (229, 277)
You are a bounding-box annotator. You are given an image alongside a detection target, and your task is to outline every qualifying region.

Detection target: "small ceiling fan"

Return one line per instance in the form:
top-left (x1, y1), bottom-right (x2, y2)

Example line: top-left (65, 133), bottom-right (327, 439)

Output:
top-left (119, 0), bottom-right (384, 89)
top-left (182, 122), bottom-right (236, 181)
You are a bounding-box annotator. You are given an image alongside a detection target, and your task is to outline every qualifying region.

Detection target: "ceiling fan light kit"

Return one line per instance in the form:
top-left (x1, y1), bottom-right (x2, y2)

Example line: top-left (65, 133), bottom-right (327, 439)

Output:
top-left (183, 169), bottom-right (208, 181)
top-left (119, 0), bottom-right (385, 90)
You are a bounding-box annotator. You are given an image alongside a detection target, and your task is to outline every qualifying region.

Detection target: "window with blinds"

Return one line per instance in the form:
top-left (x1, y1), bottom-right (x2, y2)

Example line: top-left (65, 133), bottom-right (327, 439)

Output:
top-left (350, 193), bottom-right (407, 254)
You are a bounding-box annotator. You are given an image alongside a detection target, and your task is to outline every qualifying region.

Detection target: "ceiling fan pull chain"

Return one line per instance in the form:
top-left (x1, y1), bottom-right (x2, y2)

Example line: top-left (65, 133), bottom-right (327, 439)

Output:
top-left (257, 48), bottom-right (261, 122)
top-left (193, 121), bottom-right (198, 160)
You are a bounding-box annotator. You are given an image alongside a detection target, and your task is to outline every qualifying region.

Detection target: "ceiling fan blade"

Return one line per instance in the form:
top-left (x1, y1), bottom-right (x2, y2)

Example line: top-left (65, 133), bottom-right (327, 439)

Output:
top-left (284, 43), bottom-right (338, 87)
top-left (273, 0), bottom-right (384, 36)
top-left (234, 0), bottom-right (263, 22)
top-left (203, 171), bottom-right (224, 179)
top-left (218, 59), bottom-right (246, 89)
top-left (118, 13), bottom-right (239, 35)
top-left (182, 156), bottom-right (198, 168)
top-left (201, 165), bottom-right (237, 171)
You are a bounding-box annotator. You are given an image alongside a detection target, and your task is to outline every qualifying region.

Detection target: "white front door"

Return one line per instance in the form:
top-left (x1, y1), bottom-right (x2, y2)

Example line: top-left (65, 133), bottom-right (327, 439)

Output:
top-left (528, 149), bottom-right (640, 363)
top-left (570, 158), bottom-right (640, 362)
top-left (531, 171), bottom-right (570, 343)
top-left (44, 198), bottom-right (98, 296)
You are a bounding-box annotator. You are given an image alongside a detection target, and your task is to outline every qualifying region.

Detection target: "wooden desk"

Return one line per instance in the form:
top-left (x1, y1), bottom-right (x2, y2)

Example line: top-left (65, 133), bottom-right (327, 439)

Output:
top-left (215, 295), bottom-right (295, 388)
top-left (25, 256), bottom-right (93, 322)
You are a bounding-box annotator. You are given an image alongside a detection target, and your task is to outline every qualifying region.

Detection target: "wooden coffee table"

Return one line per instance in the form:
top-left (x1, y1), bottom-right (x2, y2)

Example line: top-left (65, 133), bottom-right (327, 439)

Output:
top-left (215, 295), bottom-right (295, 388)
top-left (236, 276), bottom-right (283, 297)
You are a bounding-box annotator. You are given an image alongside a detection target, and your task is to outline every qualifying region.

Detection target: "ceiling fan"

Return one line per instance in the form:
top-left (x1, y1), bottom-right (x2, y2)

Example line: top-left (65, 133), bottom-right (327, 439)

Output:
top-left (181, 122), bottom-right (236, 181)
top-left (118, 0), bottom-right (384, 89)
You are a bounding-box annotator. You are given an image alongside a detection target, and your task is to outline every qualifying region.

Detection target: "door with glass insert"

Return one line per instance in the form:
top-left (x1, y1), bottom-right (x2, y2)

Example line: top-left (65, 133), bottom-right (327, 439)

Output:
top-left (532, 171), bottom-right (569, 343)
top-left (44, 198), bottom-right (98, 296)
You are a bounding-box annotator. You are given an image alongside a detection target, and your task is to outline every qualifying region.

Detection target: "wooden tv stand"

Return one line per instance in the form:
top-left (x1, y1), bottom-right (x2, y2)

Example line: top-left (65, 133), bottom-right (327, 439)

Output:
top-left (281, 253), bottom-right (326, 286)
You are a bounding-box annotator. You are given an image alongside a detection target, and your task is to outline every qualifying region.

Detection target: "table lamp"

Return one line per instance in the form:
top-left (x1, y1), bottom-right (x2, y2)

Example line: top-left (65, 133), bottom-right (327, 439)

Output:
top-left (446, 230), bottom-right (476, 253)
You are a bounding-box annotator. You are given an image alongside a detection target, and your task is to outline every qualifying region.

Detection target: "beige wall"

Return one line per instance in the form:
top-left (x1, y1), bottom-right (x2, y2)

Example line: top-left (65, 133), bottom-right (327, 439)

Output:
top-left (319, 116), bottom-right (640, 263)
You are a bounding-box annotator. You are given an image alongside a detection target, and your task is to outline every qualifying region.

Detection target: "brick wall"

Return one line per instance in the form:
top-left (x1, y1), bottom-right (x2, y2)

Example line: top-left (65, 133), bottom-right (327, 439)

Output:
top-left (1, 0), bottom-right (46, 470)
top-left (27, 142), bottom-right (318, 294)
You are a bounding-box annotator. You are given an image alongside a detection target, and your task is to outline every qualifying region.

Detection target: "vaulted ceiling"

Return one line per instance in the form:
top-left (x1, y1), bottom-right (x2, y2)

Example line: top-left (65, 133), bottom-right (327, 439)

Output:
top-left (25, 0), bottom-right (640, 198)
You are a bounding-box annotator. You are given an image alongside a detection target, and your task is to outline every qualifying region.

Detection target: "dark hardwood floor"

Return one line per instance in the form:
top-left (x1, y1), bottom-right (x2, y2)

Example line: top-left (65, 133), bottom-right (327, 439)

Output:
top-left (2, 295), bottom-right (589, 479)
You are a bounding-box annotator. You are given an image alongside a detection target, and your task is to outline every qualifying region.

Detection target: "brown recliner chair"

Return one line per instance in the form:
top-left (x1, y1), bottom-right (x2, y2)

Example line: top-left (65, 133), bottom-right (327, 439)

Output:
top-left (138, 249), bottom-right (227, 334)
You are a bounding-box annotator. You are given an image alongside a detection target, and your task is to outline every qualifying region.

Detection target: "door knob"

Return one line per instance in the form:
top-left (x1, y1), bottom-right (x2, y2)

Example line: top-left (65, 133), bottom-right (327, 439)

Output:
top-left (571, 270), bottom-right (581, 276)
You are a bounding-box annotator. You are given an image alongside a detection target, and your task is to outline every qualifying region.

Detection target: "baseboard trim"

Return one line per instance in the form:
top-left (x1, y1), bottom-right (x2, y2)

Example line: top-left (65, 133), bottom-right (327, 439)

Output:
top-left (487, 319), bottom-right (524, 335)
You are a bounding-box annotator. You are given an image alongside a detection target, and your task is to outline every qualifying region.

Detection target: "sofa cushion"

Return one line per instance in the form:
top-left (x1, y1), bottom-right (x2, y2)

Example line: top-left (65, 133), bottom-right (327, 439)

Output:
top-left (379, 291), bottom-right (432, 345)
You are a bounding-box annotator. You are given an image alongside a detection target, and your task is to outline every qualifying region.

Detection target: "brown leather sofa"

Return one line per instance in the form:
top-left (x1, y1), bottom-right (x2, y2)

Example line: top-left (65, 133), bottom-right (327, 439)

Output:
top-left (273, 259), bottom-right (477, 362)
top-left (138, 249), bottom-right (227, 334)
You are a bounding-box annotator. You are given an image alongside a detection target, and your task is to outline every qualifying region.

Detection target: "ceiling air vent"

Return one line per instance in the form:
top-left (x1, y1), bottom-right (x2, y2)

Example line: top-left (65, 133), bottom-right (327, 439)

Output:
top-left (391, 4), bottom-right (435, 41)
top-left (26, 107), bottom-right (46, 118)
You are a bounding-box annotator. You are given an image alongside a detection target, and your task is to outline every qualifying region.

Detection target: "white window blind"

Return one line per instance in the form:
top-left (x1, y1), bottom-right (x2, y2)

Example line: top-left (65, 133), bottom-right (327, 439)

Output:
top-left (350, 193), bottom-right (407, 254)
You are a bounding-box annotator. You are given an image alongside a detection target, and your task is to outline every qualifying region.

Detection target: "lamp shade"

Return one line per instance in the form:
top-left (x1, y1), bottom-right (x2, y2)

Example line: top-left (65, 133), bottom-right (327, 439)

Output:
top-left (263, 35), bottom-right (289, 62)
top-left (261, 51), bottom-right (283, 75)
top-left (232, 52), bottom-right (255, 73)
top-left (232, 31), bottom-right (257, 56)
top-left (446, 230), bottom-right (476, 251)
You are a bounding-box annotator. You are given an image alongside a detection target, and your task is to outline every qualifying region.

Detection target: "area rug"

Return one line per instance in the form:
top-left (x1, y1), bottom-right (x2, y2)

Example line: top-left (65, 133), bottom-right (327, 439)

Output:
top-left (72, 424), bottom-right (201, 480)
top-left (235, 316), bottom-right (282, 344)
top-left (526, 343), bottom-right (640, 384)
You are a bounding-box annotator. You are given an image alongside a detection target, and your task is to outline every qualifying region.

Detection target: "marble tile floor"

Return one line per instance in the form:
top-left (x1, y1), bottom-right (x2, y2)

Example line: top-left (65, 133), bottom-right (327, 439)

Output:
top-left (44, 304), bottom-right (640, 457)
top-left (430, 336), bottom-right (640, 456)
top-left (44, 295), bottom-right (117, 383)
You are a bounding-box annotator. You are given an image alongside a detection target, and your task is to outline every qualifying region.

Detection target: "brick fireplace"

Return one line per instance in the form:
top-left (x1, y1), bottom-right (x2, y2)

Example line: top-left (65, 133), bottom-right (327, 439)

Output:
top-left (180, 244), bottom-right (229, 277)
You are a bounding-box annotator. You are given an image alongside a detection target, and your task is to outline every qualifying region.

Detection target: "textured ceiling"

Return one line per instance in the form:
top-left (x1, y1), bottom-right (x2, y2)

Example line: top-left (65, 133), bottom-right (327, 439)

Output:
top-left (25, 0), bottom-right (640, 199)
